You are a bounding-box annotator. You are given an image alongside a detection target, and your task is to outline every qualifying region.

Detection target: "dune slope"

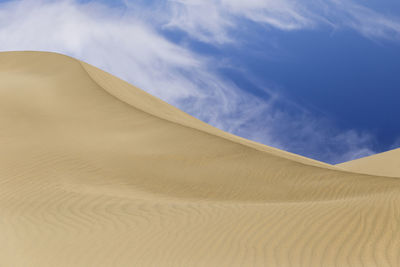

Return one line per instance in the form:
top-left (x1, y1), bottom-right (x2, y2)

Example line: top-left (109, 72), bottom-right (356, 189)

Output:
top-left (0, 51), bottom-right (400, 267)
top-left (337, 148), bottom-right (400, 177)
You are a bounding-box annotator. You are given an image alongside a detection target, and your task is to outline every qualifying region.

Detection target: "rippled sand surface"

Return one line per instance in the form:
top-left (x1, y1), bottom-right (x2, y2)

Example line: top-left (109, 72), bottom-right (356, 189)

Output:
top-left (1, 51), bottom-right (399, 267)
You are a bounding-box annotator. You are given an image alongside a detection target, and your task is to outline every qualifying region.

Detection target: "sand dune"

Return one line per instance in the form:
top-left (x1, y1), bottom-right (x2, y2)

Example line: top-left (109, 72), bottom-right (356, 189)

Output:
top-left (0, 51), bottom-right (399, 266)
top-left (337, 148), bottom-right (400, 178)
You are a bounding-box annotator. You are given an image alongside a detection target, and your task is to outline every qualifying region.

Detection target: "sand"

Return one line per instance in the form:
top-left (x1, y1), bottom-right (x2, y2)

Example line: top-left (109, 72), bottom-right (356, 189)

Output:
top-left (0, 51), bottom-right (399, 267)
top-left (337, 149), bottom-right (400, 178)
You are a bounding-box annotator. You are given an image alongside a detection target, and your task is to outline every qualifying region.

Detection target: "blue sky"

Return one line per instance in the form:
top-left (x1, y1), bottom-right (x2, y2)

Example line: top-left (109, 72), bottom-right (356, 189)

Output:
top-left (0, 0), bottom-right (399, 163)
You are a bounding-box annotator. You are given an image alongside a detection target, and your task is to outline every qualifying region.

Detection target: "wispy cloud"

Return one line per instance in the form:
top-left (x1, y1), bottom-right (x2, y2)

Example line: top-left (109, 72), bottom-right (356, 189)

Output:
top-left (328, 0), bottom-right (400, 41)
top-left (0, 0), bottom-right (388, 163)
top-left (162, 0), bottom-right (316, 44)
top-left (161, 0), bottom-right (316, 44)
top-left (160, 0), bottom-right (400, 43)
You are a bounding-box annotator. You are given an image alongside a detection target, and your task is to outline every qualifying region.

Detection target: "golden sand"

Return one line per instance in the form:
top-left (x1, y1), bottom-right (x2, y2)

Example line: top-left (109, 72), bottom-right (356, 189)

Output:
top-left (0, 51), bottom-right (399, 266)
top-left (338, 148), bottom-right (400, 178)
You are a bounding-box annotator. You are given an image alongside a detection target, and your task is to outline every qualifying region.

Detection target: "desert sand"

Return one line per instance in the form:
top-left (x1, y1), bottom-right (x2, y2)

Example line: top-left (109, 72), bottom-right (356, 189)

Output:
top-left (0, 51), bottom-right (399, 267)
top-left (338, 148), bottom-right (400, 178)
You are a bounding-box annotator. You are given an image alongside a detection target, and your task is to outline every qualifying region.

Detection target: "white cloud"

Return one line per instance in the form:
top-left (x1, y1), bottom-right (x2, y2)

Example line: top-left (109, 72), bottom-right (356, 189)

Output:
top-left (163, 0), bottom-right (316, 44)
top-left (0, 0), bottom-right (381, 163)
top-left (164, 0), bottom-right (234, 44)
top-left (160, 0), bottom-right (400, 43)
top-left (232, 101), bottom-right (375, 164)
top-left (329, 0), bottom-right (400, 41)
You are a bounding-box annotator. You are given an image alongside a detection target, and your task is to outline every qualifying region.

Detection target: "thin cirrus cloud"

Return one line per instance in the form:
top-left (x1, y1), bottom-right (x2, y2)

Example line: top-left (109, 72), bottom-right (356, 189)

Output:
top-left (331, 0), bottom-right (400, 41)
top-left (164, 0), bottom-right (316, 43)
top-left (1, 0), bottom-right (398, 163)
top-left (162, 0), bottom-right (400, 43)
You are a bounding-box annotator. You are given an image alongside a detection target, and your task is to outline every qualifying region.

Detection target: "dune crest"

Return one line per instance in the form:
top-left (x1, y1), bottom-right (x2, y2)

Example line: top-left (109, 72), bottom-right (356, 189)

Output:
top-left (0, 51), bottom-right (399, 266)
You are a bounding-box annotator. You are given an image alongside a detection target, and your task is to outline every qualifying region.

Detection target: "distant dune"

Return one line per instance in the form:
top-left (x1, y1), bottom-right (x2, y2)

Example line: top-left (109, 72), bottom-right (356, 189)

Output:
top-left (0, 51), bottom-right (399, 267)
top-left (337, 148), bottom-right (400, 177)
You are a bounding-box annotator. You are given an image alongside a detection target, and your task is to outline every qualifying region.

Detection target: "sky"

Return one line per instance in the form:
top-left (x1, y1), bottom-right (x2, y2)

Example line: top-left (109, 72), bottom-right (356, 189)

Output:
top-left (0, 0), bottom-right (399, 164)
